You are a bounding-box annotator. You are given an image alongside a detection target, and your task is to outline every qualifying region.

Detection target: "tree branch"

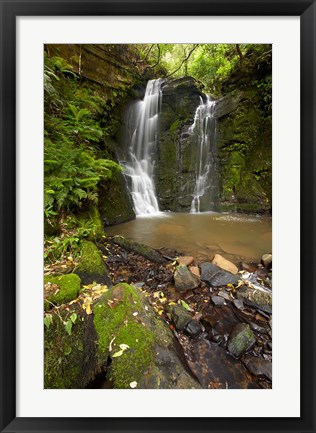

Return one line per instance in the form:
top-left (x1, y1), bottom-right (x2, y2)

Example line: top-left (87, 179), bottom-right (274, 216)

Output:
top-left (166, 44), bottom-right (199, 78)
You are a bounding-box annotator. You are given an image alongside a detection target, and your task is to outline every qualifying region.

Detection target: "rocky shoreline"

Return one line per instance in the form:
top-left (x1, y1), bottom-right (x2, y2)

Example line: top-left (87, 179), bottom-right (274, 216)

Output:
top-left (44, 236), bottom-right (272, 389)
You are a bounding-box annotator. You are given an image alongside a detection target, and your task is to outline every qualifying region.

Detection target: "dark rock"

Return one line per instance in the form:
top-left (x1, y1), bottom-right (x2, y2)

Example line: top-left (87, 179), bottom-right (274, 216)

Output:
top-left (110, 236), bottom-right (166, 264)
top-left (209, 271), bottom-right (239, 287)
top-left (201, 305), bottom-right (240, 335)
top-left (242, 354), bottom-right (272, 381)
top-left (184, 320), bottom-right (203, 338)
top-left (185, 338), bottom-right (259, 389)
top-left (227, 323), bottom-right (256, 357)
top-left (237, 286), bottom-right (272, 314)
top-left (200, 262), bottom-right (220, 283)
top-left (211, 295), bottom-right (226, 306)
top-left (218, 290), bottom-right (231, 301)
top-left (174, 264), bottom-right (200, 292)
top-left (249, 321), bottom-right (270, 334)
top-left (170, 304), bottom-right (192, 331)
top-left (233, 299), bottom-right (244, 310)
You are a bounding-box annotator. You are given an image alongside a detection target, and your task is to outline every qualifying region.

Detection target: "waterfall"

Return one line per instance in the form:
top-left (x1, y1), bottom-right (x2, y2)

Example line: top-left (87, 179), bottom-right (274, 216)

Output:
top-left (124, 79), bottom-right (162, 215)
top-left (189, 95), bottom-right (217, 213)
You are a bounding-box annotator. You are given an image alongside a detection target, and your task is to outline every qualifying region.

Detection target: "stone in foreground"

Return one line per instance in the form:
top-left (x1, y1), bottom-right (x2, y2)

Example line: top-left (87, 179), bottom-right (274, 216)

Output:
top-left (212, 254), bottom-right (238, 274)
top-left (227, 323), bottom-right (256, 357)
top-left (174, 264), bottom-right (200, 292)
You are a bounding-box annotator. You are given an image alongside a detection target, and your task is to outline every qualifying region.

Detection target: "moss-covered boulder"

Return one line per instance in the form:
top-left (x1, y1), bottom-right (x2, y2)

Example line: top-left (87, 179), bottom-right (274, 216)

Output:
top-left (44, 304), bottom-right (99, 388)
top-left (73, 240), bottom-right (112, 287)
top-left (44, 273), bottom-right (81, 311)
top-left (94, 283), bottom-right (201, 389)
top-left (44, 283), bottom-right (201, 389)
top-left (75, 205), bottom-right (104, 240)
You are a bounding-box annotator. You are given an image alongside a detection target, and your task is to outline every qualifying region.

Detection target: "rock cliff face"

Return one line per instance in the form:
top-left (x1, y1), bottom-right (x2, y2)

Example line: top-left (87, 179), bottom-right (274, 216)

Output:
top-left (214, 55), bottom-right (272, 213)
top-left (153, 71), bottom-right (271, 213)
top-left (157, 77), bottom-right (206, 211)
top-left (46, 44), bottom-right (139, 225)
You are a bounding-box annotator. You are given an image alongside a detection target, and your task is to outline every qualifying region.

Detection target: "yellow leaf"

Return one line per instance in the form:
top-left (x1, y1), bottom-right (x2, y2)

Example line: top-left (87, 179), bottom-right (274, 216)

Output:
top-left (112, 350), bottom-right (124, 358)
top-left (130, 381), bottom-right (137, 388)
top-left (226, 283), bottom-right (234, 288)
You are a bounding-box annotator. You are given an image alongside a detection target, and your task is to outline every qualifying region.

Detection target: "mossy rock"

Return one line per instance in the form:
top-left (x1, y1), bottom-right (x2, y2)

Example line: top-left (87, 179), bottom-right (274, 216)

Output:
top-left (44, 305), bottom-right (99, 388)
top-left (73, 240), bottom-right (112, 287)
top-left (110, 236), bottom-right (166, 264)
top-left (44, 274), bottom-right (81, 311)
top-left (76, 205), bottom-right (104, 241)
top-left (94, 283), bottom-right (201, 389)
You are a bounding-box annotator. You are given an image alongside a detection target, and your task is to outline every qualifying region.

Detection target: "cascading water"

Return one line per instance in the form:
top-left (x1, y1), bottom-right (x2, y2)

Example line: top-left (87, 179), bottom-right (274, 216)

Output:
top-left (123, 79), bottom-right (162, 215)
top-left (189, 95), bottom-right (217, 213)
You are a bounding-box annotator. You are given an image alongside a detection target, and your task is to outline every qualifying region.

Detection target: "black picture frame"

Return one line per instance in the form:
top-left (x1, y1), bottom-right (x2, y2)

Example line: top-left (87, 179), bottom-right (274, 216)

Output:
top-left (0, 1), bottom-right (315, 432)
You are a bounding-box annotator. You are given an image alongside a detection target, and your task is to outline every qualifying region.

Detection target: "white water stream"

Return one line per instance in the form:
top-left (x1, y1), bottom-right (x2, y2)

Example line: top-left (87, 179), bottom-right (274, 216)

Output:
top-left (124, 79), bottom-right (162, 215)
top-left (189, 95), bottom-right (217, 213)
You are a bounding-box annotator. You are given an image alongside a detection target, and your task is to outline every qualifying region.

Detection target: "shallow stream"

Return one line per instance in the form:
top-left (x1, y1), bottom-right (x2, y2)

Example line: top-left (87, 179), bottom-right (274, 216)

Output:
top-left (106, 212), bottom-right (272, 263)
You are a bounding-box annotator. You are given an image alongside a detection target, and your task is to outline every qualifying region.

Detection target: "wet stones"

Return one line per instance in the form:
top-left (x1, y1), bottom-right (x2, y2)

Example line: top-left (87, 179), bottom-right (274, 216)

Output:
top-left (212, 254), bottom-right (238, 274)
top-left (242, 354), bottom-right (272, 381)
top-left (237, 286), bottom-right (272, 314)
top-left (174, 264), bottom-right (200, 292)
top-left (261, 253), bottom-right (272, 268)
top-left (227, 323), bottom-right (256, 357)
top-left (209, 271), bottom-right (239, 287)
top-left (200, 262), bottom-right (219, 281)
top-left (211, 295), bottom-right (226, 306)
top-left (200, 262), bottom-right (239, 287)
top-left (170, 304), bottom-right (192, 331)
top-left (185, 338), bottom-right (259, 389)
top-left (184, 320), bottom-right (203, 338)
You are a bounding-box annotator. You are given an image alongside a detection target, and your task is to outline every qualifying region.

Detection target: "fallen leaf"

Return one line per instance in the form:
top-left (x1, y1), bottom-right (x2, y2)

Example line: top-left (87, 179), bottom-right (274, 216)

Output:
top-left (119, 344), bottom-right (130, 350)
top-left (130, 381), bottom-right (137, 388)
top-left (112, 350), bottom-right (124, 358)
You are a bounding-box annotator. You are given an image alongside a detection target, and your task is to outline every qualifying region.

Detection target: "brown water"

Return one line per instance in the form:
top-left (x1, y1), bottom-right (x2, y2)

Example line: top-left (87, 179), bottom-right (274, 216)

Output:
top-left (106, 212), bottom-right (272, 263)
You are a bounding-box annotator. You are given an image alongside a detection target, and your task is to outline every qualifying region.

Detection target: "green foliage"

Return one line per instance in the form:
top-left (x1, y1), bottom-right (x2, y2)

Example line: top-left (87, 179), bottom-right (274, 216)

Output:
top-left (44, 53), bottom-right (122, 219)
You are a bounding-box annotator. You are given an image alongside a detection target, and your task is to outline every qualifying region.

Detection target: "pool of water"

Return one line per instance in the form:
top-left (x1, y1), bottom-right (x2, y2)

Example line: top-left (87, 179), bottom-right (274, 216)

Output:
top-left (106, 212), bottom-right (272, 263)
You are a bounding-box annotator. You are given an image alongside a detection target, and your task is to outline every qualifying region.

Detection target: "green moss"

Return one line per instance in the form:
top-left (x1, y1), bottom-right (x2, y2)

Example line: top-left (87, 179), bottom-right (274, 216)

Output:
top-left (76, 205), bottom-right (104, 240)
top-left (44, 274), bottom-right (81, 311)
top-left (44, 309), bottom-right (85, 388)
top-left (93, 283), bottom-right (155, 388)
top-left (75, 240), bottom-right (105, 275)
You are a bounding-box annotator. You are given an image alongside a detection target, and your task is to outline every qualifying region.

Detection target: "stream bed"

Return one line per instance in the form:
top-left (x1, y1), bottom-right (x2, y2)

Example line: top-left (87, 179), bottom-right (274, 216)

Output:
top-left (106, 212), bottom-right (272, 263)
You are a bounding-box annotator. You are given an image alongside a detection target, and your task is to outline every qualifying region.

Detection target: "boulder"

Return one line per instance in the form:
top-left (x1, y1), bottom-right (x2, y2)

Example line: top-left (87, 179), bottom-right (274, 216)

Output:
top-left (73, 240), bottom-right (112, 287)
top-left (185, 338), bottom-right (259, 389)
top-left (200, 262), bottom-right (220, 283)
top-left (212, 253), bottom-right (238, 274)
top-left (184, 320), bottom-right (203, 338)
top-left (261, 253), bottom-right (272, 268)
top-left (174, 264), bottom-right (200, 292)
top-left (242, 354), bottom-right (272, 381)
top-left (45, 283), bottom-right (201, 389)
top-left (94, 284), bottom-right (201, 389)
top-left (170, 304), bottom-right (192, 331)
top-left (237, 286), bottom-right (272, 314)
top-left (208, 271), bottom-right (239, 287)
top-left (44, 273), bottom-right (81, 311)
top-left (227, 323), bottom-right (256, 357)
